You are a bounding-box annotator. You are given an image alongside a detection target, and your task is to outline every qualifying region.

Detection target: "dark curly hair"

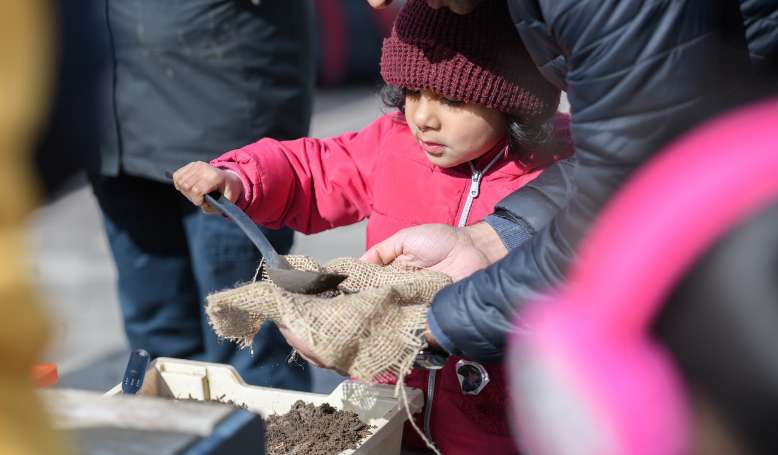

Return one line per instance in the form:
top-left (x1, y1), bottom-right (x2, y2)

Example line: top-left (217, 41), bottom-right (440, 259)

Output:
top-left (381, 85), bottom-right (555, 167)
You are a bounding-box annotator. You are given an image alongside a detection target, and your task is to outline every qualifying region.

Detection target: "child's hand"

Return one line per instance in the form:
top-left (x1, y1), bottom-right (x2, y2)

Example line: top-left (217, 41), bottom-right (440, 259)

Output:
top-left (172, 161), bottom-right (244, 214)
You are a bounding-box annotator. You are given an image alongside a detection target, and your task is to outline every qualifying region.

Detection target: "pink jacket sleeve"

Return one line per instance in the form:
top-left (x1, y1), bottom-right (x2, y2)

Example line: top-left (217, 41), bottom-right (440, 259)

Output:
top-left (211, 114), bottom-right (398, 234)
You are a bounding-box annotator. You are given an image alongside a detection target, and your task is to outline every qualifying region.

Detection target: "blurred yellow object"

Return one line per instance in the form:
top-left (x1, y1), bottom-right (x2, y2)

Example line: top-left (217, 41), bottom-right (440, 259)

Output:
top-left (0, 0), bottom-right (67, 454)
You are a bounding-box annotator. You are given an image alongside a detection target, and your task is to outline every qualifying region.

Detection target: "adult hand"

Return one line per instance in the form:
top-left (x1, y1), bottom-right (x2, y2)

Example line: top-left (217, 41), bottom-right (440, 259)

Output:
top-left (277, 321), bottom-right (349, 376)
top-left (172, 161), bottom-right (243, 214)
top-left (365, 0), bottom-right (483, 14)
top-left (366, 0), bottom-right (392, 8)
top-left (279, 319), bottom-right (442, 375)
top-left (277, 322), bottom-right (326, 367)
top-left (360, 222), bottom-right (507, 281)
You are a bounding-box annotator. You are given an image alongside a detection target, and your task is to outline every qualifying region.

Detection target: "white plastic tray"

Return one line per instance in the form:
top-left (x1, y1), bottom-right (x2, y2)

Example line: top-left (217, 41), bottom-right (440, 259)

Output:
top-left (107, 358), bottom-right (423, 455)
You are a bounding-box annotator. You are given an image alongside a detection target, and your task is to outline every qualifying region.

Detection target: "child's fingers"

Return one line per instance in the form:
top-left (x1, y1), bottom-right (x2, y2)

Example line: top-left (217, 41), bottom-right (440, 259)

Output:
top-left (174, 162), bottom-right (224, 207)
top-left (171, 165), bottom-right (200, 204)
top-left (179, 172), bottom-right (208, 206)
top-left (171, 162), bottom-right (200, 194)
top-left (170, 165), bottom-right (187, 192)
top-left (172, 162), bottom-right (238, 215)
top-left (200, 201), bottom-right (220, 215)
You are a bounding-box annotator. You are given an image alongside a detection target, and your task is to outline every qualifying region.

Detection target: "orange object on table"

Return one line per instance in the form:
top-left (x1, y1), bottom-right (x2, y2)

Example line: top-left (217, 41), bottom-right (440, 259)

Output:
top-left (31, 363), bottom-right (58, 387)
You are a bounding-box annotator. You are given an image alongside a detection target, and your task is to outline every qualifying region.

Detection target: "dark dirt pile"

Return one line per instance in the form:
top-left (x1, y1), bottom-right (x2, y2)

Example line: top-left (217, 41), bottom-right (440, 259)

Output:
top-left (265, 400), bottom-right (374, 455)
top-left (178, 394), bottom-right (248, 409)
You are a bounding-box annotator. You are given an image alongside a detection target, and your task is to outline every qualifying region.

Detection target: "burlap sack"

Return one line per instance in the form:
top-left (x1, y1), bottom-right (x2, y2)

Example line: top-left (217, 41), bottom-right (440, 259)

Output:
top-left (206, 256), bottom-right (452, 382)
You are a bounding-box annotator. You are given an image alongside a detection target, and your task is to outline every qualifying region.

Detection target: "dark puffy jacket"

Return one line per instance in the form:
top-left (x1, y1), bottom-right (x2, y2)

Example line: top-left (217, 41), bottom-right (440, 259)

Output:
top-left (94, 0), bottom-right (314, 182)
top-left (741, 0), bottom-right (778, 87)
top-left (428, 0), bottom-right (758, 361)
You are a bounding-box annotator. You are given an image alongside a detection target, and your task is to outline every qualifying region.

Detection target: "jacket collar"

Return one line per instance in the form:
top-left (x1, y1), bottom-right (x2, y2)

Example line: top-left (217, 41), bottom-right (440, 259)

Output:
top-left (472, 138), bottom-right (509, 171)
top-left (442, 138), bottom-right (517, 177)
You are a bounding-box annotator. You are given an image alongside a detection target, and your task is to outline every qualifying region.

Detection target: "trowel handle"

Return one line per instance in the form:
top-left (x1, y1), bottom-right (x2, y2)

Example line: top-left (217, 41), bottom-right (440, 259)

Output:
top-left (163, 170), bottom-right (290, 270)
top-left (204, 191), bottom-right (292, 270)
top-left (122, 349), bottom-right (150, 395)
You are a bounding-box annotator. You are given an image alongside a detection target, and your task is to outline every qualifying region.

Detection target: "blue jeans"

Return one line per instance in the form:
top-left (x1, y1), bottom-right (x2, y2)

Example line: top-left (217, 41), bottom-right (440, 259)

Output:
top-left (91, 175), bottom-right (310, 390)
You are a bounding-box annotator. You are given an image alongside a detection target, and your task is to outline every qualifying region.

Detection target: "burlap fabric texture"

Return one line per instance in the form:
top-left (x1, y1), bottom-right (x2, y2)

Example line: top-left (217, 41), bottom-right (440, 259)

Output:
top-left (206, 256), bottom-right (452, 383)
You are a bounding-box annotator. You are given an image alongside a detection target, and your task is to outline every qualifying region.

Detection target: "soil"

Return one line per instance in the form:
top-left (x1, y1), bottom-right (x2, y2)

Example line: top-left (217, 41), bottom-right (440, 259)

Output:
top-left (178, 394), bottom-right (249, 409)
top-left (265, 400), bottom-right (374, 455)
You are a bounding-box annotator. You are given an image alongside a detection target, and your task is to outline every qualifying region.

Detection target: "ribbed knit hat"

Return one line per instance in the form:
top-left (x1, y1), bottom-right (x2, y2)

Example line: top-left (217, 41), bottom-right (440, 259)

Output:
top-left (380, 0), bottom-right (560, 122)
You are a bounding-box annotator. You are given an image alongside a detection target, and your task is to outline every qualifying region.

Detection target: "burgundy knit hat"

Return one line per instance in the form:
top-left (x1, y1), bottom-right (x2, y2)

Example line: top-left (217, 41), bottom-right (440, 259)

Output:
top-left (380, 0), bottom-right (559, 122)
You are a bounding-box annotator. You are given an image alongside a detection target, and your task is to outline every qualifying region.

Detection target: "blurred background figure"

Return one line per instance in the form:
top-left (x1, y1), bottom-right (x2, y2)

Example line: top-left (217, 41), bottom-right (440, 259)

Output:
top-left (655, 197), bottom-right (778, 454)
top-left (33, 0), bottom-right (105, 200)
top-left (27, 0), bottom-right (398, 394)
top-left (86, 0), bottom-right (315, 390)
top-left (508, 98), bottom-right (778, 455)
top-left (313, 0), bottom-right (397, 87)
top-left (1, 0), bottom-right (109, 451)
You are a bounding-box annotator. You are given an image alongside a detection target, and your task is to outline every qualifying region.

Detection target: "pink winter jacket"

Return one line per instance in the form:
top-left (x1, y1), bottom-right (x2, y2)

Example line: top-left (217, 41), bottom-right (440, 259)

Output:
top-left (212, 112), bottom-right (572, 454)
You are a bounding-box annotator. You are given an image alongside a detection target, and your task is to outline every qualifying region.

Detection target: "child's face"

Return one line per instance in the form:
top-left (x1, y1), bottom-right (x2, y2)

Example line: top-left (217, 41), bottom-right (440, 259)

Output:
top-left (404, 89), bottom-right (506, 168)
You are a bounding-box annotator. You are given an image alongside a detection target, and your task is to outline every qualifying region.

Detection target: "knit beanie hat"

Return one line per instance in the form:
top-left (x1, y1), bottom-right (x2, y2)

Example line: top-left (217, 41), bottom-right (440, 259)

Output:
top-left (380, 0), bottom-right (560, 122)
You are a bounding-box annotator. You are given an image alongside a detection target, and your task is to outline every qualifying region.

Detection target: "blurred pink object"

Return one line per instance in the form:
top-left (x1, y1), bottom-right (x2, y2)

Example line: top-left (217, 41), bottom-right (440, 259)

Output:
top-left (508, 97), bottom-right (778, 455)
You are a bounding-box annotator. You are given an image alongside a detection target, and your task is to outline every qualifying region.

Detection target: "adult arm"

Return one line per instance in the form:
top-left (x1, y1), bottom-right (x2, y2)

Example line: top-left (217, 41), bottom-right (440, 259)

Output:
top-left (428, 0), bottom-right (751, 361)
top-left (485, 155), bottom-right (576, 251)
top-left (740, 0), bottom-right (778, 66)
top-left (740, 0), bottom-right (778, 92)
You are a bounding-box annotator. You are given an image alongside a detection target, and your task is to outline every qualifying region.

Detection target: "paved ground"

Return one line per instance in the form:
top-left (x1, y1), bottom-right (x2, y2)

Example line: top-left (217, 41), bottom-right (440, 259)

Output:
top-left (25, 86), bottom-right (382, 393)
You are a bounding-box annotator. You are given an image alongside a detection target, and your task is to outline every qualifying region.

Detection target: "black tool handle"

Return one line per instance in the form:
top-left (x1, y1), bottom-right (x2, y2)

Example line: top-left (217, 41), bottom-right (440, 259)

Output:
top-left (204, 192), bottom-right (291, 270)
top-left (164, 171), bottom-right (289, 270)
top-left (122, 349), bottom-right (150, 395)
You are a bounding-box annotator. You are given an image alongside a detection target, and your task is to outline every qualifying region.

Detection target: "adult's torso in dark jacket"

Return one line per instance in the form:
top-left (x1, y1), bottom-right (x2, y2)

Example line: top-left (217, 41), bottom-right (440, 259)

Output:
top-left (429, 0), bottom-right (756, 362)
top-left (740, 0), bottom-right (778, 89)
top-left (490, 0), bottom-right (775, 239)
top-left (96, 0), bottom-right (314, 182)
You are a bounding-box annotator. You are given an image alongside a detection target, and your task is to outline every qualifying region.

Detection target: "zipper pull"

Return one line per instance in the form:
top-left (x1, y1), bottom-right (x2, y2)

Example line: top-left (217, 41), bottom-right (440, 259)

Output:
top-left (469, 171), bottom-right (482, 198)
top-left (458, 163), bottom-right (487, 228)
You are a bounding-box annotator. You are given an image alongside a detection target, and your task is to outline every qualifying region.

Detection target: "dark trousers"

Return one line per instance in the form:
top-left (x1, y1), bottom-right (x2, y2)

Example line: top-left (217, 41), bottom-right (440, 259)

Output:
top-left (91, 174), bottom-right (311, 390)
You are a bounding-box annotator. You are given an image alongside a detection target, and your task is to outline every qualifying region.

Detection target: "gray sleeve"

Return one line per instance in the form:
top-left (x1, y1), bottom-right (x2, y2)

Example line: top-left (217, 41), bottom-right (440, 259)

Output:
top-left (488, 156), bottom-right (576, 245)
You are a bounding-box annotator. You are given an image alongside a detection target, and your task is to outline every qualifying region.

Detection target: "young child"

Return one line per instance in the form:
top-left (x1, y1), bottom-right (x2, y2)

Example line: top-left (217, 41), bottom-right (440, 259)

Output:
top-left (174, 1), bottom-right (572, 453)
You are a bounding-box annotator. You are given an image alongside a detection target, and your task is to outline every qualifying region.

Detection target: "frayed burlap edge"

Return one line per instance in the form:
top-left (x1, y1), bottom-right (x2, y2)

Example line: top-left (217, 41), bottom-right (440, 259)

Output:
top-left (205, 256), bottom-right (450, 383)
top-left (206, 255), bottom-right (446, 454)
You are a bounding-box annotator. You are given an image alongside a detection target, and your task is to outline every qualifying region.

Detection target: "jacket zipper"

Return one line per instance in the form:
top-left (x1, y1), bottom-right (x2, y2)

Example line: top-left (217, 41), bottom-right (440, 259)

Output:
top-left (423, 149), bottom-right (505, 441)
top-left (457, 151), bottom-right (504, 227)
